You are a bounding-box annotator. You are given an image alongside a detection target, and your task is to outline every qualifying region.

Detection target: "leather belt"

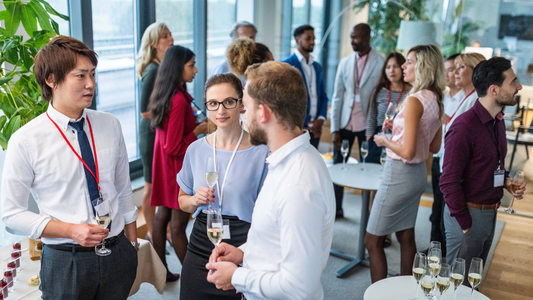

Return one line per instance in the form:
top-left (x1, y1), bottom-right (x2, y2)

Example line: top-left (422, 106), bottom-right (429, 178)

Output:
top-left (466, 202), bottom-right (500, 210)
top-left (45, 230), bottom-right (124, 253)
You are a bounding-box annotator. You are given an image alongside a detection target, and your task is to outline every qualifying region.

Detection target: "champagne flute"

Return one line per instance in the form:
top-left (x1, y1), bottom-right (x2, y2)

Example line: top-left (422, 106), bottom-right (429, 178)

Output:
top-left (204, 157), bottom-right (219, 212)
top-left (428, 248), bottom-right (442, 299)
top-left (505, 170), bottom-right (524, 214)
top-left (437, 263), bottom-right (451, 300)
top-left (412, 252), bottom-right (427, 300)
top-left (421, 267), bottom-right (435, 300)
top-left (430, 241), bottom-right (441, 251)
top-left (94, 198), bottom-right (112, 256)
top-left (384, 102), bottom-right (397, 138)
top-left (468, 258), bottom-right (483, 300)
top-left (206, 209), bottom-right (224, 250)
top-left (380, 148), bottom-right (387, 166)
top-left (341, 140), bottom-right (349, 170)
top-left (360, 141), bottom-right (369, 171)
top-left (451, 258), bottom-right (465, 300)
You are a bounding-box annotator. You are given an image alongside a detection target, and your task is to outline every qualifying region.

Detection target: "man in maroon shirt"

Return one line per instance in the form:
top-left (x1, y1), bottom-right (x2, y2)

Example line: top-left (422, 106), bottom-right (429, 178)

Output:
top-left (441, 57), bottom-right (526, 284)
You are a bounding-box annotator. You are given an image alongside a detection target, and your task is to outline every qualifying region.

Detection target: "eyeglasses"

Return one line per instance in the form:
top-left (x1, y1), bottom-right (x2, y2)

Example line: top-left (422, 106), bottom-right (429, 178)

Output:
top-left (204, 98), bottom-right (241, 111)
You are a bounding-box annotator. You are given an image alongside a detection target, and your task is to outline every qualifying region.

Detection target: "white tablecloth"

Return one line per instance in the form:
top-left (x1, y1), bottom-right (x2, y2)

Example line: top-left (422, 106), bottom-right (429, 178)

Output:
top-left (0, 238), bottom-right (165, 299)
top-left (364, 276), bottom-right (491, 300)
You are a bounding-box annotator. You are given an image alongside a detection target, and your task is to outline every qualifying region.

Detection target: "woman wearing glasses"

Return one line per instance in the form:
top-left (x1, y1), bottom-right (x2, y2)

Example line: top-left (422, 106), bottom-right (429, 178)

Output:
top-left (149, 45), bottom-right (208, 282)
top-left (177, 73), bottom-right (269, 299)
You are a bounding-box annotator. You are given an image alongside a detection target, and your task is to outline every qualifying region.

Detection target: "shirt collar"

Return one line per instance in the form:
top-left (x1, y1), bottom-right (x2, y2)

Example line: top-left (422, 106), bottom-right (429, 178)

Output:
top-left (266, 131), bottom-right (311, 168)
top-left (295, 49), bottom-right (314, 65)
top-left (474, 99), bottom-right (505, 124)
top-left (47, 102), bottom-right (87, 132)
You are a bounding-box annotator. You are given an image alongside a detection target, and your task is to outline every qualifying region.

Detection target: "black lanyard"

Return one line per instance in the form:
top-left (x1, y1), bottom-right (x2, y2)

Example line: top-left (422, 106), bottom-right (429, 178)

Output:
top-left (485, 117), bottom-right (503, 170)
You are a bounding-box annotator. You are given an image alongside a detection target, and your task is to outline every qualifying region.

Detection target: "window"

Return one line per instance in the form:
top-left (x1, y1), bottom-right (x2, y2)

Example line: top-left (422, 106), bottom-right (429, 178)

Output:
top-left (207, 0), bottom-right (237, 76)
top-left (156, 0), bottom-right (195, 96)
top-left (46, 0), bottom-right (69, 35)
top-left (290, 0), bottom-right (307, 54)
top-left (92, 0), bottom-right (138, 160)
top-left (310, 0), bottom-right (324, 57)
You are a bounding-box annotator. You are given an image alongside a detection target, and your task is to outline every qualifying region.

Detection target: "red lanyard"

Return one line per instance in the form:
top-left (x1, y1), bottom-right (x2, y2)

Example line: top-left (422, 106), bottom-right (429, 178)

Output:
top-left (446, 89), bottom-right (475, 126)
top-left (387, 88), bottom-right (404, 106)
top-left (46, 112), bottom-right (100, 191)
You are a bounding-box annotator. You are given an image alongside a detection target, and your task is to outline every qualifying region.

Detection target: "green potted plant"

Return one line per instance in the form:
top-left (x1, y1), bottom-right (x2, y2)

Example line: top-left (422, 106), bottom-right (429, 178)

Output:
top-left (0, 0), bottom-right (68, 150)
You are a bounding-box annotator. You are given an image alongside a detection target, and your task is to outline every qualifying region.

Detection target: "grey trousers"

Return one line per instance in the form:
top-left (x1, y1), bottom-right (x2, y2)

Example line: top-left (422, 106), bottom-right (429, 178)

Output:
top-left (40, 233), bottom-right (138, 300)
top-left (444, 205), bottom-right (497, 286)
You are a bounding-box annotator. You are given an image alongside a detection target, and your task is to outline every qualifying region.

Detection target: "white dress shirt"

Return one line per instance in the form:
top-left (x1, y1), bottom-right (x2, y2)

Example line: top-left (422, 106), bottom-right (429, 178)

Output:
top-left (231, 131), bottom-right (335, 300)
top-left (1, 104), bottom-right (137, 244)
top-left (294, 49), bottom-right (324, 121)
top-left (435, 89), bottom-right (465, 158)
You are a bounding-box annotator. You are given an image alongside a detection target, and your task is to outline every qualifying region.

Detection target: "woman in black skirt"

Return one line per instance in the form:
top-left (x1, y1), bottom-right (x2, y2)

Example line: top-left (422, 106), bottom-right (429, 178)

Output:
top-left (177, 73), bottom-right (269, 299)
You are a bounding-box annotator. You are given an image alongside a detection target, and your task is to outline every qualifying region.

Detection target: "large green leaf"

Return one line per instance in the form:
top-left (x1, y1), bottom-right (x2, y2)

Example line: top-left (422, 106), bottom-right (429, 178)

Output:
top-left (0, 77), bottom-right (14, 85)
top-left (0, 115), bottom-right (7, 131)
top-left (0, 10), bottom-right (8, 21)
top-left (20, 45), bottom-right (34, 71)
top-left (5, 2), bottom-right (22, 36)
top-left (20, 4), bottom-right (39, 37)
top-left (34, 0), bottom-right (69, 21)
top-left (27, 1), bottom-right (54, 32)
top-left (5, 47), bottom-right (19, 64)
top-left (50, 19), bottom-right (59, 35)
top-left (2, 38), bottom-right (19, 53)
top-left (0, 132), bottom-right (8, 151)
top-left (5, 115), bottom-right (22, 141)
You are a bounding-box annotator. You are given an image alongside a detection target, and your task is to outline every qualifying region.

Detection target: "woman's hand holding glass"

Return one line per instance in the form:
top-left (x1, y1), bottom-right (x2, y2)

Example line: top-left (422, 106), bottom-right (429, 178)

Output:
top-left (194, 186), bottom-right (215, 207)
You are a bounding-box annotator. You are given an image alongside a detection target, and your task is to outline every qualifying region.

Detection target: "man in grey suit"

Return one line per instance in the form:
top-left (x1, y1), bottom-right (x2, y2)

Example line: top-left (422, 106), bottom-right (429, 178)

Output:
top-left (330, 23), bottom-right (384, 218)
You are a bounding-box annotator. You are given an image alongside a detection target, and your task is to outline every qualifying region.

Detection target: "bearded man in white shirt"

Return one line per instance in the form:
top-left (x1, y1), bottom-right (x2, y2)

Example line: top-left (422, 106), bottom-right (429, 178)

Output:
top-left (1, 36), bottom-right (139, 299)
top-left (206, 61), bottom-right (336, 300)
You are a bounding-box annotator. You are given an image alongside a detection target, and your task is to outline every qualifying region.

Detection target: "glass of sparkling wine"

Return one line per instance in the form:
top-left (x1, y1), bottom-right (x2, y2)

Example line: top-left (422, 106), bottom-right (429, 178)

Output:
top-left (437, 263), bottom-right (451, 300)
top-left (505, 170), bottom-right (524, 214)
top-left (428, 248), bottom-right (441, 299)
top-left (451, 258), bottom-right (465, 300)
top-left (421, 267), bottom-right (435, 300)
top-left (94, 198), bottom-right (112, 256)
top-left (206, 209), bottom-right (224, 250)
top-left (380, 148), bottom-right (387, 166)
top-left (412, 252), bottom-right (426, 300)
top-left (360, 141), bottom-right (369, 171)
top-left (384, 102), bottom-right (397, 137)
top-left (468, 258), bottom-right (483, 300)
top-left (341, 140), bottom-right (349, 170)
top-left (204, 157), bottom-right (219, 213)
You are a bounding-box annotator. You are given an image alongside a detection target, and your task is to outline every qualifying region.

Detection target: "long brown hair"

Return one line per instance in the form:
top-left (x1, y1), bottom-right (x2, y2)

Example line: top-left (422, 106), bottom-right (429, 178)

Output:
top-left (367, 52), bottom-right (408, 115)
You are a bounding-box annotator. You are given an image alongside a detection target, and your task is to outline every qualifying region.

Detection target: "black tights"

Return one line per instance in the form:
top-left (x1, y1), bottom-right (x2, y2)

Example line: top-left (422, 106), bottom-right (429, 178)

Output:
top-left (365, 228), bottom-right (417, 283)
top-left (152, 206), bottom-right (190, 274)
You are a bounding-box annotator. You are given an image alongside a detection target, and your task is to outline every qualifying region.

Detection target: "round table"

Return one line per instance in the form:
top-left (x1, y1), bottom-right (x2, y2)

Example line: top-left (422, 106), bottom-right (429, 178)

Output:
top-left (328, 162), bottom-right (383, 278)
top-left (364, 276), bottom-right (491, 300)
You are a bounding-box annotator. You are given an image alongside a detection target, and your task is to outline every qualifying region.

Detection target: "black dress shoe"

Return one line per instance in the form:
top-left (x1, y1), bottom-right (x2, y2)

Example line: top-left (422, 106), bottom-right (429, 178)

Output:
top-left (166, 272), bottom-right (180, 282)
top-left (335, 209), bottom-right (344, 219)
top-left (383, 237), bottom-right (392, 248)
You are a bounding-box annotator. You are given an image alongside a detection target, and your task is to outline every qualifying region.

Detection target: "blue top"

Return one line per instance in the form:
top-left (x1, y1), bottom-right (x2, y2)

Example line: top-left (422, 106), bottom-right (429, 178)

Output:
top-left (177, 137), bottom-right (270, 223)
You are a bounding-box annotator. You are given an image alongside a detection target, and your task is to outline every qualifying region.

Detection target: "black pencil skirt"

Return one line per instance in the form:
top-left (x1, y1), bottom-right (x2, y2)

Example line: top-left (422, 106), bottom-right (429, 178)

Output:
top-left (180, 212), bottom-right (250, 300)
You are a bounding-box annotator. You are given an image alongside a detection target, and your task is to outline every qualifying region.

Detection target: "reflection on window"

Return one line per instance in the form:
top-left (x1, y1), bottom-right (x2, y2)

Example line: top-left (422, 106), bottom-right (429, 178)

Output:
top-left (207, 0), bottom-right (236, 76)
top-left (46, 0), bottom-right (69, 35)
top-left (92, 0), bottom-right (138, 160)
top-left (156, 0), bottom-right (195, 96)
top-left (310, 0), bottom-right (323, 58)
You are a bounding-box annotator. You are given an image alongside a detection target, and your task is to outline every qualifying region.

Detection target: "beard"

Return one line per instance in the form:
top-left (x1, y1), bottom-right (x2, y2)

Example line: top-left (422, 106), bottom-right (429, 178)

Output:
top-left (495, 89), bottom-right (517, 106)
top-left (247, 117), bottom-right (268, 146)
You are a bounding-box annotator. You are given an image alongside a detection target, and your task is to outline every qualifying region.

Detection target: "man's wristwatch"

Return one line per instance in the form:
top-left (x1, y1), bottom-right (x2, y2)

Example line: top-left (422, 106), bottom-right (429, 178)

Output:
top-left (131, 241), bottom-right (140, 250)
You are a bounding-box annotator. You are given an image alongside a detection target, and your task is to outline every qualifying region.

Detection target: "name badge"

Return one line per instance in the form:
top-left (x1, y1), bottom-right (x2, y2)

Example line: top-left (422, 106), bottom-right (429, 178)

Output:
top-left (494, 169), bottom-right (505, 187)
top-left (222, 219), bottom-right (231, 240)
top-left (355, 94), bottom-right (361, 103)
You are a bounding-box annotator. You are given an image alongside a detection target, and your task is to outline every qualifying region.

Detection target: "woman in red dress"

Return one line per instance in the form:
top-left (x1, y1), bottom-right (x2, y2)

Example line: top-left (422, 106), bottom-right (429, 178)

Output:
top-left (149, 45), bottom-right (208, 281)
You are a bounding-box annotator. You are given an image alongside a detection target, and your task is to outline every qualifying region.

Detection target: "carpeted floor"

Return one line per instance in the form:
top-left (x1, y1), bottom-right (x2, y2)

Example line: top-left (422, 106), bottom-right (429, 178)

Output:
top-left (129, 190), bottom-right (505, 300)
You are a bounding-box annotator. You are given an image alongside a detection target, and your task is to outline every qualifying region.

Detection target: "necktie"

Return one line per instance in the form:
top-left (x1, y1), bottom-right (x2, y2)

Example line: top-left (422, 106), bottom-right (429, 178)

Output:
top-left (69, 119), bottom-right (99, 209)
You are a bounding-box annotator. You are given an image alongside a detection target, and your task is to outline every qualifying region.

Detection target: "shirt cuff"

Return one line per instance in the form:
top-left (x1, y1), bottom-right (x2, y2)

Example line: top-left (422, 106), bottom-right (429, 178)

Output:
top-left (231, 267), bottom-right (251, 292)
top-left (317, 116), bottom-right (326, 121)
top-left (453, 209), bottom-right (472, 231)
top-left (31, 217), bottom-right (52, 240)
top-left (122, 207), bottom-right (138, 224)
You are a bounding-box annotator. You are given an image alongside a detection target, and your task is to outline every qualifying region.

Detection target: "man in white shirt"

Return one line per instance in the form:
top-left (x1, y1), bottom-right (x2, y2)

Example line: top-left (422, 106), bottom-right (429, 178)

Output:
top-left (282, 25), bottom-right (329, 149)
top-left (206, 61), bottom-right (336, 300)
top-left (1, 36), bottom-right (139, 299)
top-left (429, 53), bottom-right (464, 255)
top-left (212, 21), bottom-right (258, 75)
top-left (330, 23), bottom-right (384, 218)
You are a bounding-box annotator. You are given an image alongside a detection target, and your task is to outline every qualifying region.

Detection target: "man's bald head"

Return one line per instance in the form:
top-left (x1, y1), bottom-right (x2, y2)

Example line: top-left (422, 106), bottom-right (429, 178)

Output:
top-left (350, 23), bottom-right (371, 53)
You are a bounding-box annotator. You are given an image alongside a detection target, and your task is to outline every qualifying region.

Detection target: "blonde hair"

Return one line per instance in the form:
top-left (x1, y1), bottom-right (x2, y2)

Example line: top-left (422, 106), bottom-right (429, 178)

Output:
top-left (407, 44), bottom-right (447, 117)
top-left (454, 53), bottom-right (486, 70)
top-left (136, 22), bottom-right (168, 78)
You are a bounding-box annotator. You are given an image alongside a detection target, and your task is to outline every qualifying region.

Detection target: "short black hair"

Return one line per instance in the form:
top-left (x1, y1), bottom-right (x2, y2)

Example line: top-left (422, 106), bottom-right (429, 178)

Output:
top-left (353, 23), bottom-right (371, 36)
top-left (472, 57), bottom-right (512, 97)
top-left (294, 25), bottom-right (314, 38)
top-left (446, 53), bottom-right (460, 61)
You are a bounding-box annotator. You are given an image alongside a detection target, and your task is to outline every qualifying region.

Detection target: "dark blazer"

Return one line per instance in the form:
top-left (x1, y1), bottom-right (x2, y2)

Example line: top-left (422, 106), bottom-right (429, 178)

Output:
top-left (283, 53), bottom-right (328, 127)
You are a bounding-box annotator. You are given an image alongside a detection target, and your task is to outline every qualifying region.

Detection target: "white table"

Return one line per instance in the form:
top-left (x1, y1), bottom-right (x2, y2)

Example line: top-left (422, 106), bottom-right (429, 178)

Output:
top-left (364, 276), bottom-right (491, 300)
top-left (0, 238), bottom-right (165, 299)
top-left (328, 162), bottom-right (383, 278)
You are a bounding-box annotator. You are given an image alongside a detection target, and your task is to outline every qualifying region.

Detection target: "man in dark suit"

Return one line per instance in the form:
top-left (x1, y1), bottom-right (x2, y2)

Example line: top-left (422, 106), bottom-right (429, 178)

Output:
top-left (282, 25), bottom-right (328, 149)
